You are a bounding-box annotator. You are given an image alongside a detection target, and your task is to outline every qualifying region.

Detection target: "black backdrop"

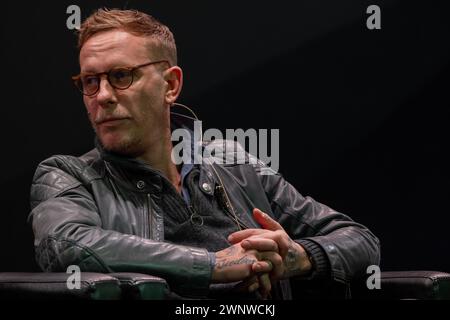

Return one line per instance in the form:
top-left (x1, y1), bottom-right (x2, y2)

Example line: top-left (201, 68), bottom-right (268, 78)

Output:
top-left (1, 0), bottom-right (449, 273)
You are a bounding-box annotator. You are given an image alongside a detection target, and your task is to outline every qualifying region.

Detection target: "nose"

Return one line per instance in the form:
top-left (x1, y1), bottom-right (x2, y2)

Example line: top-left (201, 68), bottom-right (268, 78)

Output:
top-left (96, 75), bottom-right (117, 107)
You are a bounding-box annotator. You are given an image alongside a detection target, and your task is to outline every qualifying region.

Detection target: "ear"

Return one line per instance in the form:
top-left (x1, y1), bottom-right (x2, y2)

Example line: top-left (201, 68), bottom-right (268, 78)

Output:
top-left (163, 66), bottom-right (183, 105)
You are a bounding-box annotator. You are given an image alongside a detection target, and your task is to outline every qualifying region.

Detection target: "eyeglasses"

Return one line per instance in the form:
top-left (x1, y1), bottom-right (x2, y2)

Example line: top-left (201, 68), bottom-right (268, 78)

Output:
top-left (72, 60), bottom-right (169, 96)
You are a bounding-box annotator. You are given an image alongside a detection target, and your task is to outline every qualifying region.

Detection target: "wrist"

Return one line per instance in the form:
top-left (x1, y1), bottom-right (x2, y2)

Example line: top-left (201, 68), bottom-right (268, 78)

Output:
top-left (295, 242), bottom-right (313, 275)
top-left (295, 239), bottom-right (331, 279)
top-left (283, 241), bottom-right (312, 278)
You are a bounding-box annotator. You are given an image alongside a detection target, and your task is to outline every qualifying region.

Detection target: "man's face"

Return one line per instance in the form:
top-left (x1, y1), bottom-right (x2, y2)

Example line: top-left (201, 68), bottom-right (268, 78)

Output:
top-left (79, 30), bottom-right (170, 156)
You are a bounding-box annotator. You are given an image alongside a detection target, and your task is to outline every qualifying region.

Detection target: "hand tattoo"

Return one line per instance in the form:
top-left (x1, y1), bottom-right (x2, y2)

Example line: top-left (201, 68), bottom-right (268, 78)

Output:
top-left (284, 239), bottom-right (300, 276)
top-left (215, 255), bottom-right (257, 269)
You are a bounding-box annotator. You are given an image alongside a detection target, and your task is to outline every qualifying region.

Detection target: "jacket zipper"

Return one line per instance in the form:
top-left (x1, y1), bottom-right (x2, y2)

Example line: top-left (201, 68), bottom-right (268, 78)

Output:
top-left (212, 173), bottom-right (251, 230)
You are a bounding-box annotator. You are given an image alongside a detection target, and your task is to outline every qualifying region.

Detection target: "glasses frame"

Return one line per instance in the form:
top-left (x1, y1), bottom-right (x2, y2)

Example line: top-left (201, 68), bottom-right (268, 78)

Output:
top-left (72, 60), bottom-right (170, 96)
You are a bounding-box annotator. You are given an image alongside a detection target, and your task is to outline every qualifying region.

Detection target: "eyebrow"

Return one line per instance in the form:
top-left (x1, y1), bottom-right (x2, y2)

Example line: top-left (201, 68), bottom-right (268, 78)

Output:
top-left (80, 67), bottom-right (100, 75)
top-left (80, 63), bottom-right (132, 75)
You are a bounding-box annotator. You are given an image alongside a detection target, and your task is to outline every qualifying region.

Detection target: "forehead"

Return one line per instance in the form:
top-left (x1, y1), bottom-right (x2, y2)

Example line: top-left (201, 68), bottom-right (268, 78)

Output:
top-left (79, 30), bottom-right (153, 73)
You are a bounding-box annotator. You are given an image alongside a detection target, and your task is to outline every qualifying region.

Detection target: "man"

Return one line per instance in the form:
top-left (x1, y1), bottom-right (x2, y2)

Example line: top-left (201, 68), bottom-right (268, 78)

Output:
top-left (29, 8), bottom-right (380, 299)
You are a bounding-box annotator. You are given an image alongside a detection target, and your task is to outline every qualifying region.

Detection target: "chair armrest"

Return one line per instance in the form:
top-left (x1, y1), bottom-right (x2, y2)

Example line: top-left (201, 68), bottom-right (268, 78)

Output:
top-left (352, 270), bottom-right (450, 300)
top-left (0, 272), bottom-right (121, 300)
top-left (108, 272), bottom-right (170, 300)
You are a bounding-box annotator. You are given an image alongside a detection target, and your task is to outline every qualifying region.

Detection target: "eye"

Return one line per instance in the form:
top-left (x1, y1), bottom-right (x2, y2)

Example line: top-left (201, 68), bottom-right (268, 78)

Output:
top-left (82, 75), bottom-right (99, 86)
top-left (111, 69), bottom-right (130, 80)
top-left (110, 68), bottom-right (132, 88)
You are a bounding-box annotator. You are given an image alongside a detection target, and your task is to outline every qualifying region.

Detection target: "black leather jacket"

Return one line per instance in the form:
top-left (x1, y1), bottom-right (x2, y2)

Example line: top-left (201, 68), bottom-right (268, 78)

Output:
top-left (29, 115), bottom-right (380, 297)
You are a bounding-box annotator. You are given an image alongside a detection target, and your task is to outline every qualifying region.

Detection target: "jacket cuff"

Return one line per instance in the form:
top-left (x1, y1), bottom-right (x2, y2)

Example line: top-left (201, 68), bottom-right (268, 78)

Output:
top-left (296, 239), bottom-right (330, 280)
top-left (208, 252), bottom-right (216, 267)
top-left (176, 247), bottom-right (212, 297)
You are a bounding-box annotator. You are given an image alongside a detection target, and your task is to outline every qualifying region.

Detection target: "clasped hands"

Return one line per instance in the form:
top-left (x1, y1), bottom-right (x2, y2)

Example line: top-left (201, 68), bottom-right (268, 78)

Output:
top-left (212, 208), bottom-right (312, 299)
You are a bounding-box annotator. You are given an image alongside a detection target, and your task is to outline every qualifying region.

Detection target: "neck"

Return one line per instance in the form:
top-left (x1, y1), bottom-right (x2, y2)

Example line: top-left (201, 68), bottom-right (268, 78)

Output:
top-left (137, 128), bottom-right (181, 193)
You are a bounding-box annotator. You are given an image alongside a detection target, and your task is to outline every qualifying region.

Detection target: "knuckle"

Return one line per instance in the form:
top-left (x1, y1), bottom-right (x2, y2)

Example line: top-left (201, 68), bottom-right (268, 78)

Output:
top-left (274, 255), bottom-right (283, 266)
top-left (271, 242), bottom-right (279, 251)
top-left (275, 232), bottom-right (284, 242)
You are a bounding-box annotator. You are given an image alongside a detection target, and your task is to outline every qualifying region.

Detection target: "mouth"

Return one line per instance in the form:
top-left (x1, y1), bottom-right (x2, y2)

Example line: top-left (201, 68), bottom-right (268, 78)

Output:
top-left (95, 117), bottom-right (130, 126)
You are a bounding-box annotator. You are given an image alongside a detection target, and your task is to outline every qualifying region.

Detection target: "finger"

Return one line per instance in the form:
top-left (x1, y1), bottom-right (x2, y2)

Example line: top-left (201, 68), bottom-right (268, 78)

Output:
top-left (241, 238), bottom-right (279, 252)
top-left (253, 208), bottom-right (283, 231)
top-left (248, 281), bottom-right (260, 293)
top-left (259, 252), bottom-right (285, 280)
top-left (252, 259), bottom-right (273, 273)
top-left (258, 273), bottom-right (272, 299)
top-left (253, 209), bottom-right (290, 257)
top-left (232, 275), bottom-right (259, 293)
top-left (228, 228), bottom-right (266, 244)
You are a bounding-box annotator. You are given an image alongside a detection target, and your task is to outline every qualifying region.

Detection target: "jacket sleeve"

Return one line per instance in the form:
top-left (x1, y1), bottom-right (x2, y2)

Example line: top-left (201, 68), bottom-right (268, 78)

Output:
top-left (259, 170), bottom-right (381, 283)
top-left (29, 157), bottom-right (211, 297)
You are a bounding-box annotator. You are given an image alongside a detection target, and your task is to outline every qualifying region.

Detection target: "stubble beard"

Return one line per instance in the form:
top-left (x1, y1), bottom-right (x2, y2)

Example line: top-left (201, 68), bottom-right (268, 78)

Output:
top-left (96, 126), bottom-right (145, 158)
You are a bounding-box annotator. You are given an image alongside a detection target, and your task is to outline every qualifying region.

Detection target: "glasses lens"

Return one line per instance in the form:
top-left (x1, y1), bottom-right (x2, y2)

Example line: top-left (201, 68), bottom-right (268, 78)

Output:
top-left (73, 77), bottom-right (84, 93)
top-left (109, 68), bottom-right (133, 89)
top-left (81, 75), bottom-right (100, 95)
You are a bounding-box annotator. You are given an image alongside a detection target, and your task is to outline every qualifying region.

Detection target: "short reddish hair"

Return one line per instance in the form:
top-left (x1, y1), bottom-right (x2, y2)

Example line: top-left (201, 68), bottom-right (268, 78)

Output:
top-left (78, 8), bottom-right (177, 65)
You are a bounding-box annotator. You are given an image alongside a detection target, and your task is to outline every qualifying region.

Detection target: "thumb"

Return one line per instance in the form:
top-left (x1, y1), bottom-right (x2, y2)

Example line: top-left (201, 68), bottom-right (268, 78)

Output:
top-left (253, 208), bottom-right (282, 231)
